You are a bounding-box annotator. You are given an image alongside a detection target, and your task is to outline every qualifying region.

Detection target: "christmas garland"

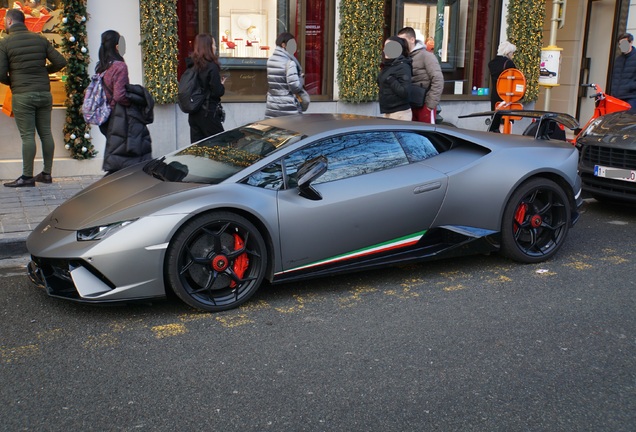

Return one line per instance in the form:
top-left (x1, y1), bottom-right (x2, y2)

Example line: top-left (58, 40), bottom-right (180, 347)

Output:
top-left (59, 0), bottom-right (94, 159)
top-left (139, 0), bottom-right (178, 104)
top-left (507, 0), bottom-right (546, 102)
top-left (336, 0), bottom-right (385, 103)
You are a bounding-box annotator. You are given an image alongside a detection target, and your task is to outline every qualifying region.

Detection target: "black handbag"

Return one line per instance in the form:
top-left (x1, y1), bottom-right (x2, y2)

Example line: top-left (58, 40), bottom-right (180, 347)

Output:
top-left (215, 103), bottom-right (226, 122)
top-left (409, 84), bottom-right (427, 108)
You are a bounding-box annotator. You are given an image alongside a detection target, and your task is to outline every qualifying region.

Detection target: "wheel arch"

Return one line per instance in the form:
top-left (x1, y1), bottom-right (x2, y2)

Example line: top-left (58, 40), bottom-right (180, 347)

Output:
top-left (162, 207), bottom-right (277, 295)
top-left (501, 172), bottom-right (577, 226)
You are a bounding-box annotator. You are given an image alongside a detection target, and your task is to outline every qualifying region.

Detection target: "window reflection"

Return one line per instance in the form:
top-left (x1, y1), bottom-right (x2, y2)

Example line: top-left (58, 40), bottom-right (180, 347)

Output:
top-left (395, 132), bottom-right (439, 162)
top-left (245, 161), bottom-right (284, 189)
top-left (151, 123), bottom-right (302, 184)
top-left (284, 132), bottom-right (409, 187)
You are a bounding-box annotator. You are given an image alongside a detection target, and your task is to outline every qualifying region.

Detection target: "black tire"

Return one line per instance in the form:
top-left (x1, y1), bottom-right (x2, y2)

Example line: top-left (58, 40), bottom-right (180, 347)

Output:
top-left (501, 178), bottom-right (571, 263)
top-left (166, 212), bottom-right (267, 312)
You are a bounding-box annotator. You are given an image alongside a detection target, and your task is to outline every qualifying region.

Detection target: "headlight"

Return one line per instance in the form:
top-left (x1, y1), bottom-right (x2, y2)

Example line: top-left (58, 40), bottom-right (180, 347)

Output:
top-left (77, 220), bottom-right (137, 241)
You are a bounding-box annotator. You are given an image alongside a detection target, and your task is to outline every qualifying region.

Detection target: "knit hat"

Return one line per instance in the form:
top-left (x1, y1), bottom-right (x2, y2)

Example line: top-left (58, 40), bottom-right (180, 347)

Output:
top-left (497, 41), bottom-right (516, 56)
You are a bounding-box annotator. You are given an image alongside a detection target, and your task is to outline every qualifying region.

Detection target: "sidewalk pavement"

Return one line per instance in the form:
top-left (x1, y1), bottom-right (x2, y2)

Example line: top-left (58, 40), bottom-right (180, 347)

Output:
top-left (0, 175), bottom-right (103, 259)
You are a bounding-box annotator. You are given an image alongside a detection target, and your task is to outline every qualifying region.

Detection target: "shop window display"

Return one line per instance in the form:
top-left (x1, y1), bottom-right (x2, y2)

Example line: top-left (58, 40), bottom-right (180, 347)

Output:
top-left (395, 0), bottom-right (497, 96)
top-left (218, 7), bottom-right (275, 59)
top-left (178, 0), bottom-right (330, 100)
top-left (0, 0), bottom-right (65, 106)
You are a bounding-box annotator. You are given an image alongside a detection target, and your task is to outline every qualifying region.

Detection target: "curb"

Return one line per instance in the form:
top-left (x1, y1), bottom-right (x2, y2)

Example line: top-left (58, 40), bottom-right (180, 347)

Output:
top-left (0, 236), bottom-right (28, 259)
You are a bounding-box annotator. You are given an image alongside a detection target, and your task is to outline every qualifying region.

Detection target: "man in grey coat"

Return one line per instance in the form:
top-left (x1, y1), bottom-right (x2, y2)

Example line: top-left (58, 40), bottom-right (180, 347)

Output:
top-left (0, 9), bottom-right (66, 187)
top-left (398, 27), bottom-right (444, 123)
top-left (264, 32), bottom-right (309, 118)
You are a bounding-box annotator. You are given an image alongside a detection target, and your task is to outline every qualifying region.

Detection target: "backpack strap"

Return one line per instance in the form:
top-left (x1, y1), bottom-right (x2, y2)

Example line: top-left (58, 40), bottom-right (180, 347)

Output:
top-left (99, 70), bottom-right (114, 100)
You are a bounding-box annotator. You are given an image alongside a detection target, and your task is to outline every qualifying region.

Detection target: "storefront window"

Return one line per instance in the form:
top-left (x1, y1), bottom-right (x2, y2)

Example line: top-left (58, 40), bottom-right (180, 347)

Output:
top-left (0, 1), bottom-right (65, 106)
top-left (177, 0), bottom-right (332, 100)
top-left (395, 0), bottom-right (497, 96)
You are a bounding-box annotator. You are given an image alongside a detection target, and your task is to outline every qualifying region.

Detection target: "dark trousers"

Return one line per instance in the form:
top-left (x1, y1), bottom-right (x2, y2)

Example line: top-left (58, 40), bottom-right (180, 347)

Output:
top-left (188, 103), bottom-right (224, 143)
top-left (12, 91), bottom-right (55, 176)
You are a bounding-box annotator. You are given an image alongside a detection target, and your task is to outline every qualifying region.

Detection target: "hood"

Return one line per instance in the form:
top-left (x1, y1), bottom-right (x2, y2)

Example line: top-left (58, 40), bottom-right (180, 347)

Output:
top-left (577, 111), bottom-right (636, 148)
top-left (47, 167), bottom-right (202, 230)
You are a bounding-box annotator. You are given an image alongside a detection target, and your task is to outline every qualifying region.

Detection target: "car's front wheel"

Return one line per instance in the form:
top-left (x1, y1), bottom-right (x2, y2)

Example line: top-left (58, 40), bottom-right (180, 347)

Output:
top-left (166, 212), bottom-right (267, 312)
top-left (501, 178), bottom-right (571, 263)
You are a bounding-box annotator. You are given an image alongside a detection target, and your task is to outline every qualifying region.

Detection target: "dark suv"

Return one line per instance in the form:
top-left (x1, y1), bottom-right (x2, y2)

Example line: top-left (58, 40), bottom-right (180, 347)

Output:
top-left (576, 111), bottom-right (636, 203)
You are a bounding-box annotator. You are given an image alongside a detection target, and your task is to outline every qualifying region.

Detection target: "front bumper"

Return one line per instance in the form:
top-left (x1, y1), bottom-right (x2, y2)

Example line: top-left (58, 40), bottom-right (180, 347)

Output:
top-left (28, 256), bottom-right (166, 304)
top-left (579, 144), bottom-right (636, 203)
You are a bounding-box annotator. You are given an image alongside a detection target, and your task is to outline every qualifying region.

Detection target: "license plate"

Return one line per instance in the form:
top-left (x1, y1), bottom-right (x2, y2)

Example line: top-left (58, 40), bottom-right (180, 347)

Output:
top-left (594, 165), bottom-right (636, 182)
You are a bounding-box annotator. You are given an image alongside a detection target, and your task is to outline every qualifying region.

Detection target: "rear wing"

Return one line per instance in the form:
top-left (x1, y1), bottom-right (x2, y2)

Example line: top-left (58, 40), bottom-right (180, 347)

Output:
top-left (459, 110), bottom-right (580, 140)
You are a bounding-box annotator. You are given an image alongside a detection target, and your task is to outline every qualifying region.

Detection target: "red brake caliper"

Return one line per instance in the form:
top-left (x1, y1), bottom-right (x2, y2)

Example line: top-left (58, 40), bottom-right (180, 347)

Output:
top-left (513, 203), bottom-right (528, 233)
top-left (230, 233), bottom-right (249, 288)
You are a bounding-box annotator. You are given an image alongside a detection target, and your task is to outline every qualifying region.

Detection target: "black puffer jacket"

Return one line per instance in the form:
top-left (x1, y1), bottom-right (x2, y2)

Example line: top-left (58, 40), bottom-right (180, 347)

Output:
top-left (103, 84), bottom-right (154, 173)
top-left (377, 55), bottom-right (412, 114)
top-left (0, 22), bottom-right (67, 93)
top-left (611, 49), bottom-right (636, 101)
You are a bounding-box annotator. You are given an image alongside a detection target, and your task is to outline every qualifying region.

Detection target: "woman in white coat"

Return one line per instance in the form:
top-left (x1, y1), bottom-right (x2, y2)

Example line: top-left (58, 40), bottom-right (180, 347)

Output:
top-left (264, 32), bottom-right (310, 118)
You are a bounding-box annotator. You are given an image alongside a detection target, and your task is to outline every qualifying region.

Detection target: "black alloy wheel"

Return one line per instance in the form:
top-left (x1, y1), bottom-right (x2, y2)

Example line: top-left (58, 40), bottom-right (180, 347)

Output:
top-left (166, 212), bottom-right (267, 312)
top-left (501, 178), bottom-right (571, 263)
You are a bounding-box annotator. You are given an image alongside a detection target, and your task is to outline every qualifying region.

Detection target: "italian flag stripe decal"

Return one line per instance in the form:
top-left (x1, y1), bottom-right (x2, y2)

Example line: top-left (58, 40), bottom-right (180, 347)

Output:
top-left (280, 230), bottom-right (427, 275)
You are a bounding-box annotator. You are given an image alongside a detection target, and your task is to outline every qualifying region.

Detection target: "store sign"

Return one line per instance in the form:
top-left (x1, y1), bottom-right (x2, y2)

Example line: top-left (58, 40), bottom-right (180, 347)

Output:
top-left (539, 47), bottom-right (562, 87)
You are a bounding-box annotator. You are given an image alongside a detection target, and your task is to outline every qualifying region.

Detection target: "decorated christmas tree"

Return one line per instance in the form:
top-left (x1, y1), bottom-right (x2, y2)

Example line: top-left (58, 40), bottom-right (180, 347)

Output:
top-left (60, 0), bottom-right (95, 159)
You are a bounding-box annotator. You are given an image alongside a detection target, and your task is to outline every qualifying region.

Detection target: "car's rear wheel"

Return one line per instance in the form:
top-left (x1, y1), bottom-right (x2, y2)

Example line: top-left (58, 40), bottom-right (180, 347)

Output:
top-left (501, 178), bottom-right (571, 263)
top-left (166, 212), bottom-right (267, 312)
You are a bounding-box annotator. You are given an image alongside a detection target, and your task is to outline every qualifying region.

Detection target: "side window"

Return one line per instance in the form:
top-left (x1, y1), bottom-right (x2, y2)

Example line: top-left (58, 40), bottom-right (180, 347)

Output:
top-left (395, 132), bottom-right (439, 163)
top-left (244, 161), bottom-right (284, 190)
top-left (284, 132), bottom-right (409, 187)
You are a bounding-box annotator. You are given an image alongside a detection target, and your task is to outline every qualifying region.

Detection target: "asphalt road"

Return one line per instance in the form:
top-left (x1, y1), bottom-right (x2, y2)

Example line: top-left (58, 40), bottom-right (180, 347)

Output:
top-left (1, 198), bottom-right (635, 431)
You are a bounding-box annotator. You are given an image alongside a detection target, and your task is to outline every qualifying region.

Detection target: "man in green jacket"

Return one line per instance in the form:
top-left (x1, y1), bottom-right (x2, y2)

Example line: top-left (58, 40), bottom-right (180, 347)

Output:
top-left (0, 8), bottom-right (67, 187)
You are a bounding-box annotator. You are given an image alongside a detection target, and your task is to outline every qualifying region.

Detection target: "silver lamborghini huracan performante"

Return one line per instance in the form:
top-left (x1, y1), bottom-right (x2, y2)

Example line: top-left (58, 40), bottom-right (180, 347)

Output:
top-left (27, 114), bottom-right (582, 312)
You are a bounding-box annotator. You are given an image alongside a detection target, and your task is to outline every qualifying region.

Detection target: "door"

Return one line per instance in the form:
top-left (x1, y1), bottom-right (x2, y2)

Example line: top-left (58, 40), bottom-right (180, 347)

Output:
top-left (276, 131), bottom-right (448, 274)
top-left (578, 0), bottom-right (617, 123)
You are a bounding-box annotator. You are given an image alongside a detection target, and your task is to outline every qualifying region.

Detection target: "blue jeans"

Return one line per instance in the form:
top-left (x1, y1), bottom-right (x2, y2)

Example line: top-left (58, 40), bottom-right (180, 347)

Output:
top-left (11, 91), bottom-right (55, 177)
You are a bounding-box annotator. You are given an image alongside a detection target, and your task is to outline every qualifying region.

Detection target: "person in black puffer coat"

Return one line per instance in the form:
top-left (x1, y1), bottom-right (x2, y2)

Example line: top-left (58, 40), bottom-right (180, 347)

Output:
top-left (377, 36), bottom-right (412, 120)
top-left (103, 84), bottom-right (154, 174)
top-left (611, 33), bottom-right (636, 112)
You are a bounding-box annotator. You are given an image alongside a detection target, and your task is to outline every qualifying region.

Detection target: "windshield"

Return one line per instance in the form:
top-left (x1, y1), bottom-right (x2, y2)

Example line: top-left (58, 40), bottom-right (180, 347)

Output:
top-left (143, 123), bottom-right (304, 184)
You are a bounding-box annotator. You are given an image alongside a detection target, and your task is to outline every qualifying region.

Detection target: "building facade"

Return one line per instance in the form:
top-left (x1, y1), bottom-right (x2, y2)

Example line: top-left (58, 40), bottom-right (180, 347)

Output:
top-left (0, 0), bottom-right (634, 178)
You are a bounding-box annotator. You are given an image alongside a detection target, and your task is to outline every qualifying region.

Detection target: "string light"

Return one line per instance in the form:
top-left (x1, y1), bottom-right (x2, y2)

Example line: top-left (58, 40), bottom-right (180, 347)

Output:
top-left (139, 0), bottom-right (178, 104)
top-left (60, 0), bottom-right (95, 160)
top-left (336, 0), bottom-right (385, 103)
top-left (507, 0), bottom-right (546, 102)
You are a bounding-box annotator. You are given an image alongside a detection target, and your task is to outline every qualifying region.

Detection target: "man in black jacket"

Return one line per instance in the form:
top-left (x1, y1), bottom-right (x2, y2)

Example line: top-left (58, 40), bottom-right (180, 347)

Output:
top-left (611, 33), bottom-right (636, 112)
top-left (0, 9), bottom-right (67, 187)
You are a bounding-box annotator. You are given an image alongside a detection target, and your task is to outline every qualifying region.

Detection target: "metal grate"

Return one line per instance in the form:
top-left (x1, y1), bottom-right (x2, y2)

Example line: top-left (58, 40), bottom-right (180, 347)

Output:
top-left (581, 145), bottom-right (636, 169)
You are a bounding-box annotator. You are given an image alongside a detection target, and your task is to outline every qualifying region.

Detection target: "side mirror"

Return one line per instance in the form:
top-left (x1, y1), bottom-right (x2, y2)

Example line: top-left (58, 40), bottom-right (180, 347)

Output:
top-left (297, 156), bottom-right (327, 200)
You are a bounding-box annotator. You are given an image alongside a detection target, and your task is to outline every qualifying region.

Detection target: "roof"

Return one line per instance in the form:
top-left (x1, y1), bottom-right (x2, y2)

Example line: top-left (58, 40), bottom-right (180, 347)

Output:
top-left (256, 114), bottom-right (424, 137)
